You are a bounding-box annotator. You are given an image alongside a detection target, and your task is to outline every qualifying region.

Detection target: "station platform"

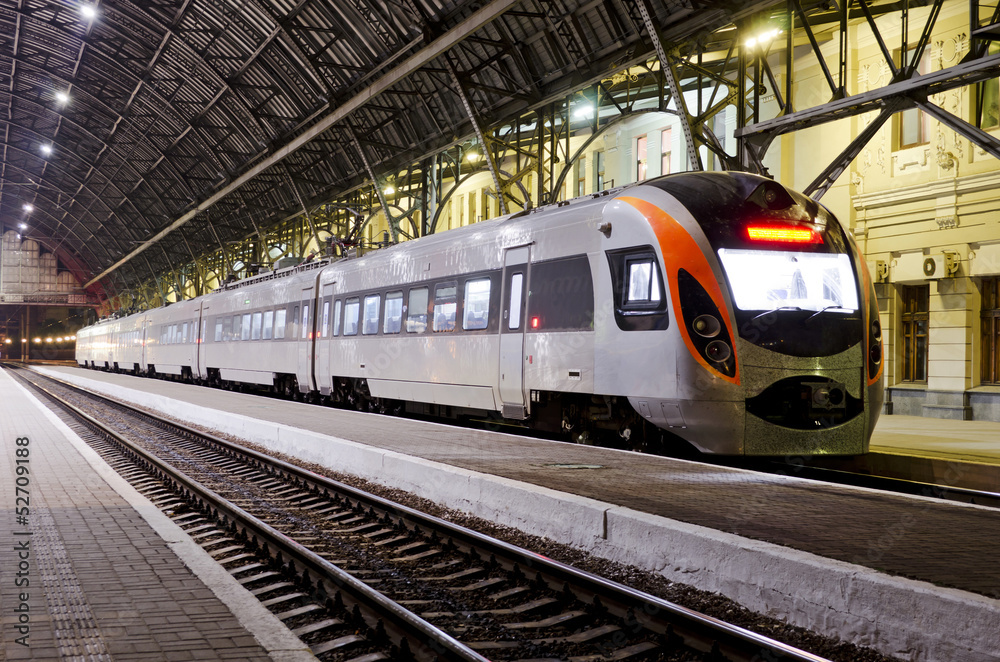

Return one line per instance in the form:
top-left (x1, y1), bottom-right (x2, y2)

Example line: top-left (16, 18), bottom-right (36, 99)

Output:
top-left (0, 368), bottom-right (316, 661)
top-left (23, 366), bottom-right (1000, 661)
top-left (870, 414), bottom-right (1000, 464)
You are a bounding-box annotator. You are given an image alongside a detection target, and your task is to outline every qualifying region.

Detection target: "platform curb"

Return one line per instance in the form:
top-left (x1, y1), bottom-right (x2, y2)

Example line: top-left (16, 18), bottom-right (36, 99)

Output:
top-left (40, 368), bottom-right (1000, 662)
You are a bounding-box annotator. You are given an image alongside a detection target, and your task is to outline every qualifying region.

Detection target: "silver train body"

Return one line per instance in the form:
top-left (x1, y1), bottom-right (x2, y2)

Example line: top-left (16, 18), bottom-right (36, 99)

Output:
top-left (77, 172), bottom-right (883, 455)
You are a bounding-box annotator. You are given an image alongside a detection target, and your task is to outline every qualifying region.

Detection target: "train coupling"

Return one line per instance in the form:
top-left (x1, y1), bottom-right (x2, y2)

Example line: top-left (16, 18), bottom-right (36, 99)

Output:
top-left (803, 380), bottom-right (847, 412)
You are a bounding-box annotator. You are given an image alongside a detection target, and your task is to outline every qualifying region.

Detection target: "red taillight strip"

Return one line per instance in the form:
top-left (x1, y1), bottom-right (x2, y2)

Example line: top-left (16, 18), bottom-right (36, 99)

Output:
top-left (746, 224), bottom-right (823, 244)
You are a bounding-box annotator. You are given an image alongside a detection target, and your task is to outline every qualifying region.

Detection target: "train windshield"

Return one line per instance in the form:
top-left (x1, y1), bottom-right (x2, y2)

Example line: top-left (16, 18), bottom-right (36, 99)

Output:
top-left (717, 248), bottom-right (858, 313)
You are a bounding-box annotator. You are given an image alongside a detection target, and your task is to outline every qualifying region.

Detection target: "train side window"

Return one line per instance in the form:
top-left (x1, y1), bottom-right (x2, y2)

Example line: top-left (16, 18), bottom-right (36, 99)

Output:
top-left (333, 300), bottom-right (342, 336)
top-left (626, 258), bottom-right (661, 303)
top-left (223, 316), bottom-right (233, 341)
top-left (463, 279), bottom-right (490, 330)
top-left (291, 306), bottom-right (299, 339)
top-left (406, 288), bottom-right (428, 333)
top-left (301, 304), bottom-right (310, 339)
top-left (182, 322), bottom-right (189, 344)
top-left (344, 298), bottom-right (360, 336)
top-left (214, 319), bottom-right (222, 342)
top-left (274, 308), bottom-right (287, 339)
top-left (384, 291), bottom-right (403, 334)
top-left (262, 310), bottom-right (274, 340)
top-left (508, 273), bottom-right (524, 330)
top-left (606, 247), bottom-right (669, 331)
top-left (433, 283), bottom-right (457, 332)
top-left (321, 300), bottom-right (331, 338)
top-left (251, 312), bottom-right (262, 340)
top-left (241, 313), bottom-right (252, 340)
top-left (362, 295), bottom-right (380, 335)
top-left (233, 315), bottom-right (242, 341)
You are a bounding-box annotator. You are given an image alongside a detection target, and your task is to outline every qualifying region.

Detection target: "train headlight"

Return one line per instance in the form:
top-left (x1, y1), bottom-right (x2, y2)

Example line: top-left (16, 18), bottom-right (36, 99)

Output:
top-left (692, 314), bottom-right (721, 338)
top-left (871, 319), bottom-right (881, 340)
top-left (870, 343), bottom-right (882, 364)
top-left (705, 340), bottom-right (732, 363)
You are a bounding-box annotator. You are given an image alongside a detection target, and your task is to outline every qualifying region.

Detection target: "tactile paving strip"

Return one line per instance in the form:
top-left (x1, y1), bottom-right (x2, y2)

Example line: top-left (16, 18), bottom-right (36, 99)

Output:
top-left (33, 510), bottom-right (111, 661)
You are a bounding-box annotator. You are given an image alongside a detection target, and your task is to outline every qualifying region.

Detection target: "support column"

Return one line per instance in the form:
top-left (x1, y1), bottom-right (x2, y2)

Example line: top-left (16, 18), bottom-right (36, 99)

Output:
top-left (923, 273), bottom-right (974, 420)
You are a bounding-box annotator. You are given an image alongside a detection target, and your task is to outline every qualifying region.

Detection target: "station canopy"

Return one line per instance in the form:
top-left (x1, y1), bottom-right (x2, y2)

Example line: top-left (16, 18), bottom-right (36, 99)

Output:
top-left (0, 0), bottom-right (775, 300)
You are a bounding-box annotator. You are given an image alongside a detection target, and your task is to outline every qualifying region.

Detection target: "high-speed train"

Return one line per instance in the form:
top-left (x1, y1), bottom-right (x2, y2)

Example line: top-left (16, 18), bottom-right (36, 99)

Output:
top-left (77, 172), bottom-right (883, 455)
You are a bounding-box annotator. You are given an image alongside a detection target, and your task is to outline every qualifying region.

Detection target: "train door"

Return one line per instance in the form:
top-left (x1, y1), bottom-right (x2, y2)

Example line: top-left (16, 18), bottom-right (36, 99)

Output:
top-left (141, 318), bottom-right (148, 372)
top-left (316, 284), bottom-right (334, 395)
top-left (296, 287), bottom-right (314, 393)
top-left (196, 303), bottom-right (206, 380)
top-left (499, 245), bottom-right (530, 419)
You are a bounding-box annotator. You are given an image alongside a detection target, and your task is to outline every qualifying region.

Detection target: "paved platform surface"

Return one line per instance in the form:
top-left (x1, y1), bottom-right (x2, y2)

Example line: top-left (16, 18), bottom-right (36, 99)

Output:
top-left (30, 367), bottom-right (1000, 661)
top-left (870, 414), bottom-right (1000, 464)
top-left (0, 368), bottom-right (314, 661)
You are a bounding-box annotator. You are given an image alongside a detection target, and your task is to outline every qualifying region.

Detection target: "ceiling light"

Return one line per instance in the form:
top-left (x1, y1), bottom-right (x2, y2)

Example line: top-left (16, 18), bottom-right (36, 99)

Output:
top-left (383, 184), bottom-right (395, 195)
top-left (466, 150), bottom-right (481, 163)
top-left (573, 104), bottom-right (594, 120)
top-left (55, 91), bottom-right (70, 104)
top-left (80, 4), bottom-right (97, 19)
top-left (40, 144), bottom-right (52, 156)
top-left (22, 204), bottom-right (32, 213)
top-left (746, 28), bottom-right (781, 50)
top-left (19, 223), bottom-right (27, 230)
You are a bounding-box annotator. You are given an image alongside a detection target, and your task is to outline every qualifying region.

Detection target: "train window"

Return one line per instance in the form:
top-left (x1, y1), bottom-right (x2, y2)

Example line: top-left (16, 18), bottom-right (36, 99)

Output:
top-left (291, 306), bottom-right (299, 339)
top-left (508, 273), bottom-right (524, 329)
top-left (233, 315), bottom-right (242, 341)
top-left (222, 316), bottom-right (233, 341)
top-left (201, 320), bottom-right (206, 344)
top-left (606, 248), bottom-right (668, 331)
top-left (463, 279), bottom-right (491, 330)
top-left (406, 288), bottom-right (428, 333)
top-left (182, 322), bottom-right (189, 344)
top-left (433, 283), bottom-right (457, 332)
top-left (626, 259), bottom-right (661, 303)
top-left (321, 300), bottom-right (330, 338)
top-left (241, 313), bottom-right (252, 340)
top-left (384, 291), bottom-right (403, 334)
top-left (262, 310), bottom-right (274, 340)
top-left (251, 312), bottom-right (263, 340)
top-left (528, 256), bottom-right (595, 331)
top-left (301, 304), bottom-right (310, 339)
top-left (344, 298), bottom-right (360, 336)
top-left (274, 308), bottom-right (287, 339)
top-left (362, 295), bottom-right (380, 335)
top-left (333, 300), bottom-right (342, 336)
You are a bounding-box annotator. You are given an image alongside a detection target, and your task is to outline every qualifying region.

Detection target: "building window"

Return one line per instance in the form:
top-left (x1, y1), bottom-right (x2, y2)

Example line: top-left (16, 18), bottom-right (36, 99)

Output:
top-left (901, 285), bottom-right (929, 382)
top-left (977, 43), bottom-right (1000, 130)
top-left (982, 278), bottom-right (1000, 384)
top-left (595, 150), bottom-right (606, 191)
top-left (636, 135), bottom-right (648, 181)
top-left (577, 156), bottom-right (587, 197)
top-left (897, 48), bottom-right (931, 148)
top-left (661, 128), bottom-right (672, 175)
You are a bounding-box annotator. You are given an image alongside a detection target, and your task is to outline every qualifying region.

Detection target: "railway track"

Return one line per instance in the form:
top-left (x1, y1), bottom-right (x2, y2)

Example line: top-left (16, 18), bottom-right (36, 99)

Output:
top-left (12, 365), bottom-right (831, 662)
